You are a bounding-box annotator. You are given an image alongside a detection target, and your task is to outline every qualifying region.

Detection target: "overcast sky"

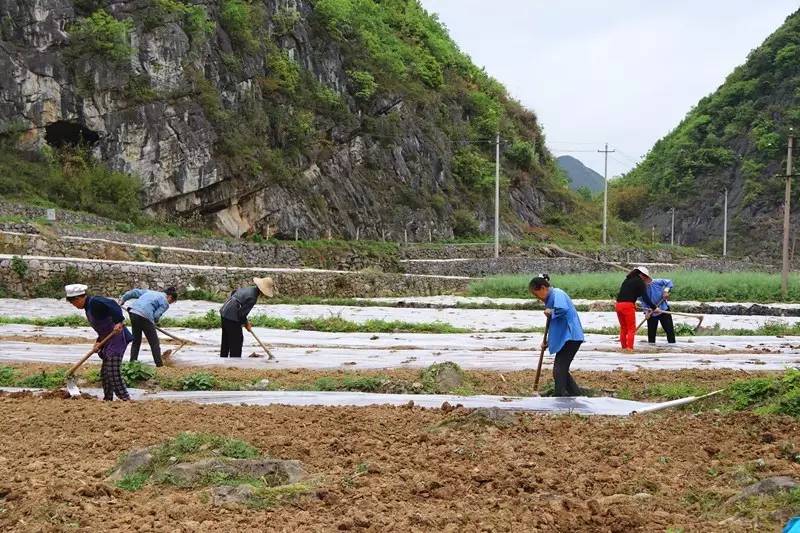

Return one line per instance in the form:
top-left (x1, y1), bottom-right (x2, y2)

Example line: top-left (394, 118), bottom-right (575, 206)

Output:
top-left (419, 1), bottom-right (799, 177)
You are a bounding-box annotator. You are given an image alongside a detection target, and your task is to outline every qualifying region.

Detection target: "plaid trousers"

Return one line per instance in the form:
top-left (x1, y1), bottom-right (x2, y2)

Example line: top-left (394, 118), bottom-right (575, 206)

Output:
top-left (101, 354), bottom-right (130, 401)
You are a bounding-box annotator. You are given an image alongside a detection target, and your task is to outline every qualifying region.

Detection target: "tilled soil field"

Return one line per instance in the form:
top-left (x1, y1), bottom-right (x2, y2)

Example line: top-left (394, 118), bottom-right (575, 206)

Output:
top-left (1, 395), bottom-right (799, 532)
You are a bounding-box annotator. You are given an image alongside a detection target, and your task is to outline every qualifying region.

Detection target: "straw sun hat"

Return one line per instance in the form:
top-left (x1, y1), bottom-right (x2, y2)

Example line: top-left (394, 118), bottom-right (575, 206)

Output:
top-left (253, 277), bottom-right (275, 297)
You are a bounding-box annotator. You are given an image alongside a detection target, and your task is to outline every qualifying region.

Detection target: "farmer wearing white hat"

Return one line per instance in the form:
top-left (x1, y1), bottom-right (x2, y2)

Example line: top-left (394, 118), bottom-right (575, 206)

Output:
top-left (64, 284), bottom-right (132, 400)
top-left (615, 267), bottom-right (657, 352)
top-left (219, 277), bottom-right (275, 358)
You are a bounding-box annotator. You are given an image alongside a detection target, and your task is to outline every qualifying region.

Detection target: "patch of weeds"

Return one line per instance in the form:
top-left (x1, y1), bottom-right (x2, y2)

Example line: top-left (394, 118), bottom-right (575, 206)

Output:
top-left (724, 369), bottom-right (800, 416)
top-left (674, 323), bottom-right (696, 336)
top-left (248, 482), bottom-right (312, 509)
top-left (83, 367), bottom-right (101, 384)
top-left (683, 488), bottom-right (725, 515)
top-left (121, 361), bottom-right (155, 385)
top-left (779, 443), bottom-right (800, 464)
top-left (312, 375), bottom-right (388, 393)
top-left (614, 385), bottom-right (634, 400)
top-left (180, 372), bottom-right (216, 391)
top-left (0, 365), bottom-right (17, 386)
top-left (10, 255), bottom-right (27, 278)
top-left (731, 488), bottom-right (800, 522)
top-left (645, 382), bottom-right (708, 400)
top-left (116, 472), bottom-right (148, 491)
top-left (420, 361), bottom-right (466, 393)
top-left (16, 369), bottom-right (67, 389)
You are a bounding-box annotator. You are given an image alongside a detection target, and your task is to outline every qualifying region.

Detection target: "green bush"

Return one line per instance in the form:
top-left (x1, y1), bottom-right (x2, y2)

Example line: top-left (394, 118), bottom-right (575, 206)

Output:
top-left (0, 365), bottom-right (16, 386)
top-left (17, 369), bottom-right (67, 389)
top-left (181, 372), bottom-right (216, 390)
top-left (121, 361), bottom-right (156, 385)
top-left (67, 10), bottom-right (133, 64)
top-left (452, 147), bottom-right (492, 187)
top-left (272, 6), bottom-right (300, 36)
top-left (221, 0), bottom-right (259, 51)
top-left (452, 209), bottom-right (480, 238)
top-left (10, 256), bottom-right (27, 279)
top-left (347, 70), bottom-right (378, 100)
top-left (506, 140), bottom-right (535, 170)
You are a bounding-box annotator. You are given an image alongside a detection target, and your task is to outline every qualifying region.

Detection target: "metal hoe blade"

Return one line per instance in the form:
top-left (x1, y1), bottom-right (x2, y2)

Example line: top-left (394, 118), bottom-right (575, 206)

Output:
top-left (66, 376), bottom-right (81, 397)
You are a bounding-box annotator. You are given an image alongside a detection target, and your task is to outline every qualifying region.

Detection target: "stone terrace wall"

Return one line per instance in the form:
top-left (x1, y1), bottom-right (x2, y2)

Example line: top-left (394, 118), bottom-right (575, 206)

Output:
top-left (401, 257), bottom-right (620, 276)
top-left (0, 256), bottom-right (471, 298)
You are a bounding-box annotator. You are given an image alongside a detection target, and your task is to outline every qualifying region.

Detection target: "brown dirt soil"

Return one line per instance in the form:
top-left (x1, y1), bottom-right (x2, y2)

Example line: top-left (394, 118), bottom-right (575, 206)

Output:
top-left (0, 335), bottom-right (94, 345)
top-left (1, 397), bottom-right (799, 532)
top-left (1, 362), bottom-right (775, 400)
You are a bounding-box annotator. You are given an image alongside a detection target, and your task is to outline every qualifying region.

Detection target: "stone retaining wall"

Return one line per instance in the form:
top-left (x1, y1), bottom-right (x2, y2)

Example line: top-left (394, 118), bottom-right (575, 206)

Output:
top-left (0, 256), bottom-right (471, 298)
top-left (401, 257), bottom-right (618, 276)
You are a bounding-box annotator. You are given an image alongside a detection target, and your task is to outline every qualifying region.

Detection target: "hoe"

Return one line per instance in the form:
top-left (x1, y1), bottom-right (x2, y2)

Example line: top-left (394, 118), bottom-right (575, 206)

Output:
top-left (65, 330), bottom-right (117, 397)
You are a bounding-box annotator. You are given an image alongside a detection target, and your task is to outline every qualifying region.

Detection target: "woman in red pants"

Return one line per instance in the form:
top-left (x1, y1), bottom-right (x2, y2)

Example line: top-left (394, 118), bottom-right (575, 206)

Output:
top-left (615, 266), bottom-right (656, 352)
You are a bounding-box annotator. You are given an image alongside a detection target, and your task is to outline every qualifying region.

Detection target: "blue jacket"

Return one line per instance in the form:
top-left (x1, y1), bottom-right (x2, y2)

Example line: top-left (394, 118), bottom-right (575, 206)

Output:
top-left (120, 288), bottom-right (170, 323)
top-left (640, 279), bottom-right (674, 311)
top-left (545, 287), bottom-right (584, 355)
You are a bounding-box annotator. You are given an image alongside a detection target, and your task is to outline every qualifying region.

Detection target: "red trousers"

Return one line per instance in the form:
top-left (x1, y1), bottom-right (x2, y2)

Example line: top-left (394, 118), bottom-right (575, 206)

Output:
top-left (616, 301), bottom-right (637, 349)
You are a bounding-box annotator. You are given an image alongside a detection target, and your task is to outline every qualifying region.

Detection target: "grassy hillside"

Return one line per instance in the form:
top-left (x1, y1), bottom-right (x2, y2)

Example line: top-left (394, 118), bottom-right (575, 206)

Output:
top-left (613, 9), bottom-right (800, 256)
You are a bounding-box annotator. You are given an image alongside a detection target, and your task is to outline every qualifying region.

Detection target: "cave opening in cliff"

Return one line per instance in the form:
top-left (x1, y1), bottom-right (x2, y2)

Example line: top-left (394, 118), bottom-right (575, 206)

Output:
top-left (44, 121), bottom-right (99, 149)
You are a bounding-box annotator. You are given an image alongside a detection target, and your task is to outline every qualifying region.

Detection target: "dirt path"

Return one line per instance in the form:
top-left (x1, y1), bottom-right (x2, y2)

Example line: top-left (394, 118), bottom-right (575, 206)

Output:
top-left (1, 396), bottom-right (798, 531)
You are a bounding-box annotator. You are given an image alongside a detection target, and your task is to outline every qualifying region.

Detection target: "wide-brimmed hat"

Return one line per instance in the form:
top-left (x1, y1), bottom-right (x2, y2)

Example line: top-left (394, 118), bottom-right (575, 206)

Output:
top-left (64, 283), bottom-right (87, 299)
top-left (253, 277), bottom-right (275, 297)
top-left (632, 266), bottom-right (651, 278)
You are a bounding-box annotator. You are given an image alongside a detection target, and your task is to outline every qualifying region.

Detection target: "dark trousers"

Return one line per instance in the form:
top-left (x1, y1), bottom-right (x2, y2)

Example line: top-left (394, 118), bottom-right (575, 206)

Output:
top-left (101, 355), bottom-right (130, 401)
top-left (647, 312), bottom-right (676, 344)
top-left (221, 318), bottom-right (243, 358)
top-left (553, 341), bottom-right (582, 397)
top-left (130, 313), bottom-right (163, 366)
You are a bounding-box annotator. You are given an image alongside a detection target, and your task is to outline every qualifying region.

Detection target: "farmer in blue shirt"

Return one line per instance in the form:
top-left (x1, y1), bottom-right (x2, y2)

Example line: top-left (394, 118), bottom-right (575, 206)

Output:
top-left (529, 274), bottom-right (584, 396)
top-left (639, 276), bottom-right (676, 345)
top-left (119, 287), bottom-right (178, 366)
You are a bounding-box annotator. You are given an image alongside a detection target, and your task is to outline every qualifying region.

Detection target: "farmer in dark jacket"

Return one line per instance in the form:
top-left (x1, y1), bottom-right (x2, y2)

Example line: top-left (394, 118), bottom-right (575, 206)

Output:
top-left (219, 277), bottom-right (275, 358)
top-left (615, 266), bottom-right (656, 352)
top-left (65, 284), bottom-right (132, 401)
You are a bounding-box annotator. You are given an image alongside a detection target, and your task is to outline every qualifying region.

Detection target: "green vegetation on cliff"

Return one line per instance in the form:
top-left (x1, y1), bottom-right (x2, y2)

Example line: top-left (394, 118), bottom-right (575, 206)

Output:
top-left (613, 9), bottom-right (800, 253)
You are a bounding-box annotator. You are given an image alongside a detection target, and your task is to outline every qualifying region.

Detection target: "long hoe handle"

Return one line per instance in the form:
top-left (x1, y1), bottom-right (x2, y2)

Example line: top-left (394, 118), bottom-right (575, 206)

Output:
top-left (249, 329), bottom-right (275, 360)
top-left (635, 298), bottom-right (665, 334)
top-left (533, 316), bottom-right (551, 391)
top-left (67, 330), bottom-right (117, 377)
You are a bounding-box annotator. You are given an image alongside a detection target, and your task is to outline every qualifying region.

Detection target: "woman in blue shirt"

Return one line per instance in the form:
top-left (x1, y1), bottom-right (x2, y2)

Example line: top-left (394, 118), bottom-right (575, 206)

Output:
top-left (529, 274), bottom-right (585, 396)
top-left (639, 277), bottom-right (676, 345)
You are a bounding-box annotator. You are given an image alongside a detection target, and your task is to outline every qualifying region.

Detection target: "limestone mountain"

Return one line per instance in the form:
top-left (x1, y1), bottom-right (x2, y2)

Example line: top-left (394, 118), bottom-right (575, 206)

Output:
top-left (557, 155), bottom-right (604, 194)
top-left (613, 9), bottom-right (800, 257)
top-left (0, 0), bottom-right (570, 239)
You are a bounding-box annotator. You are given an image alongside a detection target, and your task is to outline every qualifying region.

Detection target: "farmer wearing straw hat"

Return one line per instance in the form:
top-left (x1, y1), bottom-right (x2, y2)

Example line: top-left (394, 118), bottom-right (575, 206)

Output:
top-left (64, 284), bottom-right (132, 400)
top-left (219, 277), bottom-right (275, 358)
top-left (615, 266), bottom-right (657, 352)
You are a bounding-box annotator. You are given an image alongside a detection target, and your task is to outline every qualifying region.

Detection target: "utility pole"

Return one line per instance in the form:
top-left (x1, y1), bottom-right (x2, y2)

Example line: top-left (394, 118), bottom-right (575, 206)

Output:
top-left (782, 134), bottom-right (794, 299)
top-left (494, 132), bottom-right (500, 258)
top-left (670, 207), bottom-right (675, 246)
top-left (598, 142), bottom-right (615, 245)
top-left (723, 188), bottom-right (728, 257)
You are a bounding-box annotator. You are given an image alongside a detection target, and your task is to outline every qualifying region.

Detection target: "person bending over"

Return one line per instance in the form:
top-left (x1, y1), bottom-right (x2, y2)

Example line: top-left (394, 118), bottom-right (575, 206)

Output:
top-left (529, 274), bottom-right (585, 397)
top-left (219, 277), bottom-right (274, 358)
top-left (120, 286), bottom-right (178, 366)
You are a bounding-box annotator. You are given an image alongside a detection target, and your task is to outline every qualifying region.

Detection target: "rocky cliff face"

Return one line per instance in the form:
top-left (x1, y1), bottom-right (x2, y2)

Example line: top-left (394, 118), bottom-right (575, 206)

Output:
top-left (0, 0), bottom-right (565, 238)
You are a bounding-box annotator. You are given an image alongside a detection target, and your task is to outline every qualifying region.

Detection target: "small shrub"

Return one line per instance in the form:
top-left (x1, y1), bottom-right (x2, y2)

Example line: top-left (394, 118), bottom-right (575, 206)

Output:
top-left (452, 209), bottom-right (480, 238)
top-left (67, 10), bottom-right (134, 64)
top-left (117, 472), bottom-right (149, 491)
top-left (121, 361), bottom-right (156, 385)
top-left (17, 369), bottom-right (67, 389)
top-left (221, 0), bottom-right (259, 51)
top-left (272, 6), bottom-right (300, 36)
top-left (10, 255), bottom-right (27, 279)
top-left (0, 365), bottom-right (17, 386)
top-left (347, 70), bottom-right (377, 100)
top-left (181, 372), bottom-right (216, 390)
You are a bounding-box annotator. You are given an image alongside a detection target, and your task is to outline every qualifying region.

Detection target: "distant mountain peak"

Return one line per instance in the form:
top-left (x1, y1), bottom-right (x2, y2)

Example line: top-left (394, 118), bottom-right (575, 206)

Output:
top-left (556, 155), bottom-right (605, 193)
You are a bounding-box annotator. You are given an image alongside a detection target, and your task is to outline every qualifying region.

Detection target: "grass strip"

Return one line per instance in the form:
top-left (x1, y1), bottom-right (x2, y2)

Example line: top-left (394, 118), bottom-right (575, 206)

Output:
top-left (469, 271), bottom-right (800, 303)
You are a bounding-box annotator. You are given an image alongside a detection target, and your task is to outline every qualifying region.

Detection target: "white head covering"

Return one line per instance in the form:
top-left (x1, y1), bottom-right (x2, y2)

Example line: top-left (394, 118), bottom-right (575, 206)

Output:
top-left (634, 266), bottom-right (651, 278)
top-left (64, 284), bottom-right (88, 298)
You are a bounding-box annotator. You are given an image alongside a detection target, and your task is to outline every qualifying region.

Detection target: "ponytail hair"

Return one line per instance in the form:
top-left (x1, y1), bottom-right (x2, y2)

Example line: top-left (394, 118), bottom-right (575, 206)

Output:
top-left (529, 273), bottom-right (551, 291)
